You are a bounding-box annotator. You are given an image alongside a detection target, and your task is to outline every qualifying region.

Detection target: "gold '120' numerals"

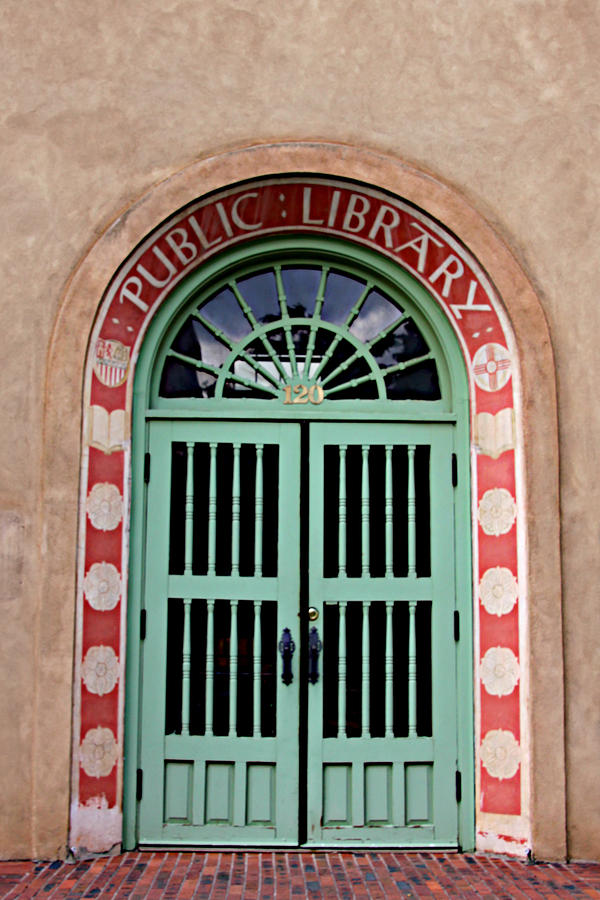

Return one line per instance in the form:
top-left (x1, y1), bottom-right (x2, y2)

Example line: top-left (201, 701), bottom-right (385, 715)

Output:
top-left (283, 384), bottom-right (324, 405)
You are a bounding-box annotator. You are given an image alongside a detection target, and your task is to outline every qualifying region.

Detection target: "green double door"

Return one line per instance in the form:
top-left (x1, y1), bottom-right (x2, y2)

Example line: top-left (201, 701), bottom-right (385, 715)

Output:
top-left (137, 418), bottom-right (459, 847)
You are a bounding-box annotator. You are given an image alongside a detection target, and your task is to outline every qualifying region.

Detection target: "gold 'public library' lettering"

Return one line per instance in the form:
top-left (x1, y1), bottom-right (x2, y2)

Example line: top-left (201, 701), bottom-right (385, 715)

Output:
top-left (119, 186), bottom-right (491, 319)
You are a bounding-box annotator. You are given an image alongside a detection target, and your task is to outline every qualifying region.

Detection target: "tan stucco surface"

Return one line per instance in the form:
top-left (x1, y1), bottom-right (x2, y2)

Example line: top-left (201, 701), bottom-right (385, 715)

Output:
top-left (1, 0), bottom-right (598, 860)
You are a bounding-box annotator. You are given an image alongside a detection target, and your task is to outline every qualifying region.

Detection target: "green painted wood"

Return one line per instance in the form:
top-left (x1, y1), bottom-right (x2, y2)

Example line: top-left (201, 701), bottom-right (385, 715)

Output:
top-left (361, 446), bottom-right (370, 576)
top-left (407, 444), bottom-right (416, 577)
top-left (306, 421), bottom-right (460, 847)
top-left (254, 445), bottom-right (263, 577)
top-left (125, 235), bottom-right (474, 852)
top-left (205, 599), bottom-right (215, 737)
top-left (337, 601), bottom-right (347, 739)
top-left (231, 444), bottom-right (241, 576)
top-left (253, 600), bottom-right (262, 738)
top-left (338, 445), bottom-right (347, 578)
top-left (207, 443), bottom-right (217, 576)
top-left (184, 442), bottom-right (194, 575)
top-left (181, 598), bottom-right (191, 736)
top-left (361, 601), bottom-right (370, 738)
top-left (228, 599), bottom-right (238, 737)
top-left (137, 420), bottom-right (301, 847)
top-left (385, 446), bottom-right (393, 577)
top-left (385, 601), bottom-right (394, 738)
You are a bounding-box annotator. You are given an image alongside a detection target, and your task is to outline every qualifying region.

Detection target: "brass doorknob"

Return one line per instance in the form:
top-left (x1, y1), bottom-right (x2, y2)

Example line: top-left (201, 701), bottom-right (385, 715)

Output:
top-left (308, 607), bottom-right (319, 621)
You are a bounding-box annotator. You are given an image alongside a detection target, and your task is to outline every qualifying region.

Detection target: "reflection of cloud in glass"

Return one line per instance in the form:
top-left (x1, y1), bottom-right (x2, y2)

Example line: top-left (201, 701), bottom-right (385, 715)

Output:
top-left (349, 290), bottom-right (400, 342)
top-left (237, 271), bottom-right (280, 323)
top-left (321, 272), bottom-right (365, 324)
top-left (191, 320), bottom-right (230, 367)
top-left (201, 288), bottom-right (252, 340)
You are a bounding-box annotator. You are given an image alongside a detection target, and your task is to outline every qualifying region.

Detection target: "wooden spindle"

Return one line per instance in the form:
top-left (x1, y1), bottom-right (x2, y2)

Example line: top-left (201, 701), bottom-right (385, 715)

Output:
top-left (338, 445), bottom-right (347, 577)
top-left (205, 599), bottom-right (215, 736)
top-left (338, 601), bottom-right (347, 738)
top-left (229, 599), bottom-right (239, 737)
top-left (362, 600), bottom-right (371, 737)
top-left (361, 445), bottom-right (370, 576)
top-left (385, 601), bottom-right (394, 738)
top-left (253, 600), bottom-right (262, 737)
top-left (181, 598), bottom-right (192, 735)
top-left (254, 444), bottom-right (264, 577)
top-left (184, 443), bottom-right (195, 574)
top-left (207, 443), bottom-right (217, 576)
top-left (407, 444), bottom-right (416, 577)
top-left (231, 443), bottom-right (241, 576)
top-left (385, 445), bottom-right (393, 578)
top-left (408, 600), bottom-right (417, 737)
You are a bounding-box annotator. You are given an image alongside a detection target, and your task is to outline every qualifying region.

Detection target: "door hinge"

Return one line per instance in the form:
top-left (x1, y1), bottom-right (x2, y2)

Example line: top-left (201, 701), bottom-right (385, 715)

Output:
top-left (451, 453), bottom-right (458, 487)
top-left (144, 452), bottom-right (151, 483)
top-left (456, 770), bottom-right (462, 803)
top-left (140, 609), bottom-right (147, 641)
top-left (136, 769), bottom-right (143, 801)
top-left (454, 610), bottom-right (460, 641)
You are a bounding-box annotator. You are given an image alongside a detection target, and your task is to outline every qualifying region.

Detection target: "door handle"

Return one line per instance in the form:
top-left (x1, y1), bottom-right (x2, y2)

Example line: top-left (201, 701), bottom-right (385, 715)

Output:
top-left (278, 627), bottom-right (296, 685)
top-left (308, 626), bottom-right (322, 684)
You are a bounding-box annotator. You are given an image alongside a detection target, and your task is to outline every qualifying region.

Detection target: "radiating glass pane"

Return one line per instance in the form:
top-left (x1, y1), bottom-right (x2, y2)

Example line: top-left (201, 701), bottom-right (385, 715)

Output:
top-left (280, 267), bottom-right (322, 317)
top-left (237, 271), bottom-right (280, 324)
top-left (349, 289), bottom-right (399, 342)
top-left (201, 287), bottom-right (252, 341)
top-left (321, 271), bottom-right (367, 324)
top-left (385, 359), bottom-right (441, 400)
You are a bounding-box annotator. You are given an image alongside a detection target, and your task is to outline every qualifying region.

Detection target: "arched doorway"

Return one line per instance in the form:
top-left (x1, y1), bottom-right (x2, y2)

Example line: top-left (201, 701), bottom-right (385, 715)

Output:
top-left (125, 237), bottom-right (472, 848)
top-left (64, 157), bottom-right (559, 860)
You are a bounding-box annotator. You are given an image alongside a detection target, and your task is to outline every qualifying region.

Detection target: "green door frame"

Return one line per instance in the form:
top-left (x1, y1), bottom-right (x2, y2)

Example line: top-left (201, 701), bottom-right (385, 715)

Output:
top-left (123, 235), bottom-right (474, 850)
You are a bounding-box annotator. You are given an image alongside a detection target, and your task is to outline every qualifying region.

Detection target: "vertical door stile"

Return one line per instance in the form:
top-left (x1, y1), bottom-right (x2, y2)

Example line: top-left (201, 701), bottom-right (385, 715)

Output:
top-left (253, 599), bottom-right (262, 738)
top-left (207, 442), bottom-right (217, 576)
top-left (361, 600), bottom-right (371, 738)
top-left (205, 599), bottom-right (215, 737)
top-left (231, 443), bottom-right (241, 576)
top-left (385, 600), bottom-right (394, 738)
top-left (255, 444), bottom-right (264, 577)
top-left (407, 444), bottom-right (416, 577)
top-left (181, 598), bottom-right (192, 736)
top-left (385, 445), bottom-right (393, 578)
top-left (361, 445), bottom-right (370, 577)
top-left (229, 599), bottom-right (238, 737)
top-left (338, 601), bottom-right (347, 738)
top-left (338, 445), bottom-right (347, 577)
top-left (181, 441), bottom-right (194, 736)
top-left (408, 600), bottom-right (417, 738)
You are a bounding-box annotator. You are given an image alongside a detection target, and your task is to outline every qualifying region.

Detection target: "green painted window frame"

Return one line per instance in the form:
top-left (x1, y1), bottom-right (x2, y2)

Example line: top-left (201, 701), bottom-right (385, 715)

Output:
top-left (124, 234), bottom-right (475, 851)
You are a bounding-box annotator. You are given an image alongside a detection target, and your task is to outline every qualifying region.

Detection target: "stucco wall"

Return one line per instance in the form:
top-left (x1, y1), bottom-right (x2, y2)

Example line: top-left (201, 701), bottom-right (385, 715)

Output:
top-left (1, 0), bottom-right (598, 860)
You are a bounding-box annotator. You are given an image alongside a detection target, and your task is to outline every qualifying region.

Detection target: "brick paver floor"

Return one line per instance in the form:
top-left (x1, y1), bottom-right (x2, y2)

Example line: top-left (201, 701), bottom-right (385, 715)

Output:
top-left (1, 852), bottom-right (600, 899)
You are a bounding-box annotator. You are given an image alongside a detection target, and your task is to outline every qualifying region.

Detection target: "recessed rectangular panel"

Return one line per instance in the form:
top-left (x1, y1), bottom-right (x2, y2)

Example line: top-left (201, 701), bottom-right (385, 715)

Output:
top-left (323, 764), bottom-right (352, 825)
top-left (405, 763), bottom-right (432, 824)
top-left (205, 762), bottom-right (234, 824)
top-left (246, 763), bottom-right (275, 825)
top-left (163, 760), bottom-right (193, 823)
top-left (364, 764), bottom-right (392, 825)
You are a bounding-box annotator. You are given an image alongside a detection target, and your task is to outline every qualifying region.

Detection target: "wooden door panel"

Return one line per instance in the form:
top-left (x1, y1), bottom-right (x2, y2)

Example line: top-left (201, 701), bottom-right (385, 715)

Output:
top-left (306, 422), bottom-right (458, 847)
top-left (138, 420), bottom-right (300, 846)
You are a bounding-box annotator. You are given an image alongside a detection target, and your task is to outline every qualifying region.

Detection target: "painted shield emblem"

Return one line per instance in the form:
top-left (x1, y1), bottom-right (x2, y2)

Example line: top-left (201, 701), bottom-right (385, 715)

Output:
top-left (94, 338), bottom-right (130, 388)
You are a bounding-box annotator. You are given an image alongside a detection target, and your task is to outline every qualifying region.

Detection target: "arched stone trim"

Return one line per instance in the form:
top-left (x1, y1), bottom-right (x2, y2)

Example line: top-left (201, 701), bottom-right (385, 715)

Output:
top-left (40, 143), bottom-right (563, 859)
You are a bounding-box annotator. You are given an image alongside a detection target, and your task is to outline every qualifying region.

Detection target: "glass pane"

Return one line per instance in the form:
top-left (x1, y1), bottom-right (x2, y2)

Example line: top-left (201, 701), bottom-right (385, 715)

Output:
top-left (321, 271), bottom-right (367, 324)
top-left (237, 270), bottom-right (280, 324)
top-left (371, 318), bottom-right (429, 367)
top-left (385, 359), bottom-right (441, 400)
top-left (201, 287), bottom-right (252, 341)
top-left (349, 289), bottom-right (399, 342)
top-left (280, 267), bottom-right (322, 317)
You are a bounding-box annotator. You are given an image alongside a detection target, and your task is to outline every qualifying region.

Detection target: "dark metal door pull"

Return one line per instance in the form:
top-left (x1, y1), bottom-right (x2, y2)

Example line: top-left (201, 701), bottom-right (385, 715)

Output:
top-left (308, 626), bottom-right (322, 684)
top-left (279, 627), bottom-right (296, 685)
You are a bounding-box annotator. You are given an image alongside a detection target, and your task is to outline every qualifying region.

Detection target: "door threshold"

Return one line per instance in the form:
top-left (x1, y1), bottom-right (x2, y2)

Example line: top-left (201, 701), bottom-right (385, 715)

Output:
top-left (138, 843), bottom-right (460, 853)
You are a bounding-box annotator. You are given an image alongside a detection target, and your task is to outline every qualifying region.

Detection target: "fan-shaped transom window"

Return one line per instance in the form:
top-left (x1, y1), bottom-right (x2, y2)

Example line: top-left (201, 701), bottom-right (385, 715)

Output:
top-left (158, 258), bottom-right (442, 403)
